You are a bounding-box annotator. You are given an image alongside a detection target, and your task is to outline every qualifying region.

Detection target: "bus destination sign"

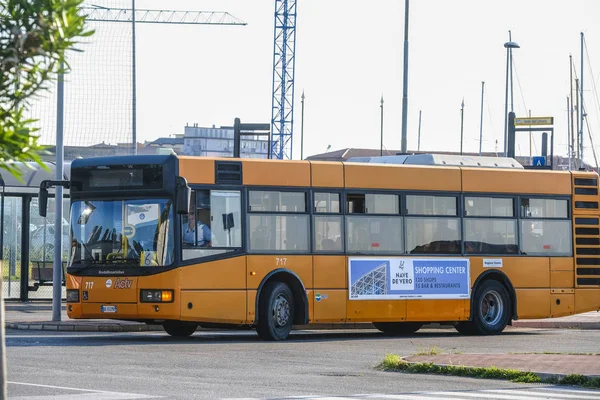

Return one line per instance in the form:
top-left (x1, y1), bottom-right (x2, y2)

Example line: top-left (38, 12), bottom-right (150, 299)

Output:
top-left (514, 117), bottom-right (554, 126)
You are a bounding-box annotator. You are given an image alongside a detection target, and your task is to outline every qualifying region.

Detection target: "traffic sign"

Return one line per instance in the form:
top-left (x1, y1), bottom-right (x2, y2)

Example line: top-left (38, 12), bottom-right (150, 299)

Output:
top-left (515, 117), bottom-right (553, 126)
top-left (532, 156), bottom-right (546, 167)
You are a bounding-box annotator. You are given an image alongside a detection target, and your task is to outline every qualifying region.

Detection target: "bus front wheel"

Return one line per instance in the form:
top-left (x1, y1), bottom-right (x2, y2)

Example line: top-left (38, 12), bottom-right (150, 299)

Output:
top-left (373, 322), bottom-right (423, 335)
top-left (256, 281), bottom-right (295, 341)
top-left (163, 321), bottom-right (198, 337)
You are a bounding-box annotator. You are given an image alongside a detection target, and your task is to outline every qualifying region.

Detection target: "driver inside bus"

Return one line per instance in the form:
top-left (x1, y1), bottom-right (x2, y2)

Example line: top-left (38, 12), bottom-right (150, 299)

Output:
top-left (183, 207), bottom-right (212, 247)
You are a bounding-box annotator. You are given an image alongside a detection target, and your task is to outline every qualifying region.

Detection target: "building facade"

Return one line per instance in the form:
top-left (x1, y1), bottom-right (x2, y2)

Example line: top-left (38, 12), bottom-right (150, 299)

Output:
top-left (183, 124), bottom-right (269, 159)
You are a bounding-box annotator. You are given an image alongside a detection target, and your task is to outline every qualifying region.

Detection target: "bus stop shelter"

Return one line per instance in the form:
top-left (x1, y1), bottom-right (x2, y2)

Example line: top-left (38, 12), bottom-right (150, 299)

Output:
top-left (0, 162), bottom-right (70, 301)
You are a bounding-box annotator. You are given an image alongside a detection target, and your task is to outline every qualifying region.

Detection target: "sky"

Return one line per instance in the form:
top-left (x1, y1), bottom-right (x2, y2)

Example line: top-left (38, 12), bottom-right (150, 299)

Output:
top-left (34, 0), bottom-right (600, 165)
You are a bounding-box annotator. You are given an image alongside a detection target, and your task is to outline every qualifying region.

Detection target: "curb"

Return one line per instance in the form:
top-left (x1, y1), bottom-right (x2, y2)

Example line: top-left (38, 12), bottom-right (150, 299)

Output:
top-left (512, 320), bottom-right (600, 330)
top-left (400, 357), bottom-right (600, 380)
top-left (5, 322), bottom-right (164, 333)
top-left (6, 320), bottom-right (599, 333)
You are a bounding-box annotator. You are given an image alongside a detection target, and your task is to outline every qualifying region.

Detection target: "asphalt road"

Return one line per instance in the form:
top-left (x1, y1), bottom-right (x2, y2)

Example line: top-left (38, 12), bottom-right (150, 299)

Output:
top-left (6, 326), bottom-right (600, 399)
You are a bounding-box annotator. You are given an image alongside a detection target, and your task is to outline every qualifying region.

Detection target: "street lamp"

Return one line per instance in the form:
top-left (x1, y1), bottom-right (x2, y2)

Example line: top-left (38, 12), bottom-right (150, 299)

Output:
top-left (503, 40), bottom-right (520, 157)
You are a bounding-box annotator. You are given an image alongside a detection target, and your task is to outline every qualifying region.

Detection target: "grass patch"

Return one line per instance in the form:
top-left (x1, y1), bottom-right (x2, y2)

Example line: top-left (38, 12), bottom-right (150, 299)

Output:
top-left (378, 356), bottom-right (600, 388)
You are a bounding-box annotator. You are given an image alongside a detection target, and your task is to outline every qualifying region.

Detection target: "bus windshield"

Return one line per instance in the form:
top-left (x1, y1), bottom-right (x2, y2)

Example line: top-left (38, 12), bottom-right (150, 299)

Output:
top-left (69, 199), bottom-right (174, 268)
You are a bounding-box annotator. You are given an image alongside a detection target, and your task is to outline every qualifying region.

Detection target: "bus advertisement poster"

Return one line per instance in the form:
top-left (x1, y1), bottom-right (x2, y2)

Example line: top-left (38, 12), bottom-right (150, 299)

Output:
top-left (348, 258), bottom-right (470, 300)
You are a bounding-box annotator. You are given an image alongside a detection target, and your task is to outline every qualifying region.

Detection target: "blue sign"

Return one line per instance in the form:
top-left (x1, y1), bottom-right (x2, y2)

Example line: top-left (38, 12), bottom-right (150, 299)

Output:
top-left (532, 156), bottom-right (546, 167)
top-left (348, 258), bottom-right (470, 300)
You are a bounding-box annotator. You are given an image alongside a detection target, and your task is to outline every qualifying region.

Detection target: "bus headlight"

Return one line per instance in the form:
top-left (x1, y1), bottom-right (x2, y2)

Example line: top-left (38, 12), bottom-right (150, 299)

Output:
top-left (140, 289), bottom-right (174, 303)
top-left (66, 289), bottom-right (80, 303)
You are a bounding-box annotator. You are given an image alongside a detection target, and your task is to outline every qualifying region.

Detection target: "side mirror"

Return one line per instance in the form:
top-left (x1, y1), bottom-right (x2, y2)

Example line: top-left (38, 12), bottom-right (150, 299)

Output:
top-left (175, 176), bottom-right (190, 215)
top-left (39, 185), bottom-right (49, 217)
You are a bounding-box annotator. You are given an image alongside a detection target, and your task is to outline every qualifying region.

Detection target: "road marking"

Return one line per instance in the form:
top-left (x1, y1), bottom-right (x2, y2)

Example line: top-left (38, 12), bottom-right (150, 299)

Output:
top-left (222, 386), bottom-right (600, 400)
top-left (10, 394), bottom-right (154, 399)
top-left (483, 388), bottom-right (600, 399)
top-left (8, 381), bottom-right (159, 399)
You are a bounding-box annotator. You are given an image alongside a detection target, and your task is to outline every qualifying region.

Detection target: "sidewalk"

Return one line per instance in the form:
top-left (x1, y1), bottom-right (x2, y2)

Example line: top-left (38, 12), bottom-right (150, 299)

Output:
top-left (3, 302), bottom-right (162, 332)
top-left (4, 301), bottom-right (600, 332)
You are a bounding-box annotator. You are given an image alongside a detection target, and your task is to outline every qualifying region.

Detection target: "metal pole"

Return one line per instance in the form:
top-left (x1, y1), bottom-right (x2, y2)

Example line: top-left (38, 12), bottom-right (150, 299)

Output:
top-left (0, 280), bottom-right (5, 398)
top-left (479, 82), bottom-right (484, 155)
top-left (300, 91), bottom-right (305, 160)
top-left (570, 55), bottom-right (575, 168)
top-left (576, 78), bottom-right (580, 164)
top-left (509, 50), bottom-right (515, 113)
top-left (417, 110), bottom-right (422, 152)
top-left (580, 32), bottom-right (584, 163)
top-left (460, 99), bottom-right (464, 155)
top-left (567, 96), bottom-right (572, 171)
top-left (53, 66), bottom-right (65, 322)
top-left (508, 31), bottom-right (514, 114)
top-left (503, 46), bottom-right (510, 157)
top-left (0, 198), bottom-right (5, 400)
top-left (380, 95), bottom-right (384, 156)
top-left (400, 0), bottom-right (409, 154)
top-left (132, 0), bottom-right (137, 155)
top-left (528, 110), bottom-right (532, 157)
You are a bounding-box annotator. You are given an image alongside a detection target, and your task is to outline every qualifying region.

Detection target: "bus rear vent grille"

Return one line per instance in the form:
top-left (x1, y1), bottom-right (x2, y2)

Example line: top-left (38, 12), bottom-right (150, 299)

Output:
top-left (575, 216), bottom-right (600, 286)
top-left (215, 161), bottom-right (242, 185)
top-left (574, 177), bottom-right (599, 210)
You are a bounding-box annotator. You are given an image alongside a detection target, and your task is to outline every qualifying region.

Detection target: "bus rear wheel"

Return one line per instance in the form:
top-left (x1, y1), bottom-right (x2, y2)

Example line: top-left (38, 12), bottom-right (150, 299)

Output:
top-left (163, 321), bottom-right (198, 337)
top-left (457, 280), bottom-right (510, 335)
top-left (373, 322), bottom-right (423, 335)
top-left (256, 281), bottom-right (295, 341)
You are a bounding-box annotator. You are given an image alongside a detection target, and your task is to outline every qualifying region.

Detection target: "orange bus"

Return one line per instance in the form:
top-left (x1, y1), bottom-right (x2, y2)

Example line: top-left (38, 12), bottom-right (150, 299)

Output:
top-left (40, 154), bottom-right (600, 340)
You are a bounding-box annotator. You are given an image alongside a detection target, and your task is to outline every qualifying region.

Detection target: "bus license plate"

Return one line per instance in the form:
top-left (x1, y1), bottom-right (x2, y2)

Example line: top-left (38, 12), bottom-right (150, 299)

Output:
top-left (101, 305), bottom-right (117, 313)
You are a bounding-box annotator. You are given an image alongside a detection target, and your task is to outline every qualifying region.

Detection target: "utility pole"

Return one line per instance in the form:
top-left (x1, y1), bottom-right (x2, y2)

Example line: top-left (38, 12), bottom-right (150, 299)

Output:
top-left (417, 110), bottom-right (422, 152)
top-left (567, 96), bottom-right (572, 171)
top-left (380, 94), bottom-right (384, 156)
top-left (400, 0), bottom-right (409, 154)
top-left (570, 54), bottom-right (575, 169)
top-left (53, 65), bottom-right (65, 322)
top-left (300, 90), bottom-right (305, 160)
top-left (580, 32), bottom-right (585, 163)
top-left (528, 109), bottom-right (532, 157)
top-left (576, 78), bottom-right (580, 163)
top-left (479, 82), bottom-right (484, 155)
top-left (460, 98), bottom-right (464, 155)
top-left (131, 0), bottom-right (137, 154)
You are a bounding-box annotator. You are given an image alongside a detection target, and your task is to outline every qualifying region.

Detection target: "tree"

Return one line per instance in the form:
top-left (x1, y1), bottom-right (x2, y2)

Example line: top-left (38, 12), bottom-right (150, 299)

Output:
top-left (0, 0), bottom-right (93, 180)
top-left (0, 2), bottom-right (93, 397)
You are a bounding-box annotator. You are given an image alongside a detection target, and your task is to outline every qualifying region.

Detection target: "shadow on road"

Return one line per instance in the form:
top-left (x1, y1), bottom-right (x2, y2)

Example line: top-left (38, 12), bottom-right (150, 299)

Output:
top-left (5, 328), bottom-right (544, 348)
